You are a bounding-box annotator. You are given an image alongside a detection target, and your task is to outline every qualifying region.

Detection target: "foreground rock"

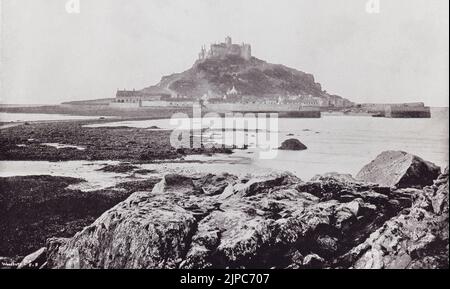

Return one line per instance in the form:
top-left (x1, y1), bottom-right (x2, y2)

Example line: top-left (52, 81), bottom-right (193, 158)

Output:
top-left (356, 151), bottom-right (441, 188)
top-left (46, 174), bottom-right (218, 269)
top-left (23, 153), bottom-right (448, 269)
top-left (340, 168), bottom-right (449, 269)
top-left (279, 139), bottom-right (307, 151)
top-left (43, 175), bottom-right (441, 269)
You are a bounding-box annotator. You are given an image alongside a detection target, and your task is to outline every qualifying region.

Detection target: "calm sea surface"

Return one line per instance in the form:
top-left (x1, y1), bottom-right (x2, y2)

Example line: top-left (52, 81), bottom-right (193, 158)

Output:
top-left (87, 109), bottom-right (449, 179)
top-left (1, 109), bottom-right (448, 188)
top-left (0, 112), bottom-right (107, 122)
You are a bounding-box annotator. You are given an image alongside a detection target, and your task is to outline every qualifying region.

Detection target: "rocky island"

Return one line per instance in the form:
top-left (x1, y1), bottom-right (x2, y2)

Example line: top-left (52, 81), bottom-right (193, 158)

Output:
top-left (0, 37), bottom-right (433, 119)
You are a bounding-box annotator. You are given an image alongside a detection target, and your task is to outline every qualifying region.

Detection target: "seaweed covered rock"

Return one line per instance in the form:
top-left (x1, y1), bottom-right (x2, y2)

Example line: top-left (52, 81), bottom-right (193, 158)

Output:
top-left (279, 139), bottom-right (307, 151)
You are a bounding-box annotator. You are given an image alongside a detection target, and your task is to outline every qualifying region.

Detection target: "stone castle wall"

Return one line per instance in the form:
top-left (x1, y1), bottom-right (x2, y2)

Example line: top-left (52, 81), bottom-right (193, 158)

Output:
top-left (199, 37), bottom-right (251, 61)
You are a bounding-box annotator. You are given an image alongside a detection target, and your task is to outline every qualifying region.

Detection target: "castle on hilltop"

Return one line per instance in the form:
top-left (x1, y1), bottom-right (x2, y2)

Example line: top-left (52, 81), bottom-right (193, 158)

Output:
top-left (198, 36), bottom-right (252, 61)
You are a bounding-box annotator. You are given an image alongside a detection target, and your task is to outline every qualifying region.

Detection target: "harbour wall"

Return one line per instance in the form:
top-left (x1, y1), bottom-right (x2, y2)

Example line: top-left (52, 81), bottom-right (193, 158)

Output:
top-left (205, 103), bottom-right (321, 118)
top-left (385, 105), bottom-right (431, 118)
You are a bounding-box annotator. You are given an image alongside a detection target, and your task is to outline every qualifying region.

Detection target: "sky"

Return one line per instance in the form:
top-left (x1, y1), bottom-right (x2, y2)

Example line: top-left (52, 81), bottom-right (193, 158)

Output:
top-left (1, 0), bottom-right (448, 106)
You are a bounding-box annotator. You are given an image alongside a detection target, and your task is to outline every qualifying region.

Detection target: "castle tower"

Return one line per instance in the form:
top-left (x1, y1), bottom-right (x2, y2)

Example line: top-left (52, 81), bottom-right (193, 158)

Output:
top-left (225, 36), bottom-right (232, 47)
top-left (241, 43), bottom-right (252, 60)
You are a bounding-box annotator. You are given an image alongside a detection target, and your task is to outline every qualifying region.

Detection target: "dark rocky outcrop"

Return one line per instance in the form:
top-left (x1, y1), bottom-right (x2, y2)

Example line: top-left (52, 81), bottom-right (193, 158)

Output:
top-left (339, 167), bottom-right (449, 269)
top-left (279, 139), bottom-right (308, 151)
top-left (356, 151), bottom-right (441, 188)
top-left (18, 154), bottom-right (448, 269)
top-left (41, 172), bottom-right (401, 268)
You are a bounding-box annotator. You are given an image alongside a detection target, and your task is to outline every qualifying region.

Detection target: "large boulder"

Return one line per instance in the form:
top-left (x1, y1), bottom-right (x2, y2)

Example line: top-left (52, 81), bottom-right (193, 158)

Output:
top-left (340, 168), bottom-right (449, 269)
top-left (356, 151), bottom-right (441, 188)
top-left (42, 168), bottom-right (448, 269)
top-left (46, 174), bottom-right (206, 269)
top-left (279, 139), bottom-right (307, 151)
top-left (179, 174), bottom-right (408, 269)
top-left (48, 192), bottom-right (198, 269)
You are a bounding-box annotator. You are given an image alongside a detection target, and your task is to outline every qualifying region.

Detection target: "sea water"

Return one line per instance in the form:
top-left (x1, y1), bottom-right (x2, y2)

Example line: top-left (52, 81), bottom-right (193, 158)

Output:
top-left (1, 109), bottom-right (448, 189)
top-left (86, 109), bottom-right (449, 180)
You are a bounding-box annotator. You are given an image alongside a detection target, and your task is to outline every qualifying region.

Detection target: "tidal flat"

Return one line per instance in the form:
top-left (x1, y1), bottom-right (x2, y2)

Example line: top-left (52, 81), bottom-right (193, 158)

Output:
top-left (0, 174), bottom-right (161, 259)
top-left (0, 120), bottom-right (232, 162)
top-left (0, 118), bottom-right (232, 260)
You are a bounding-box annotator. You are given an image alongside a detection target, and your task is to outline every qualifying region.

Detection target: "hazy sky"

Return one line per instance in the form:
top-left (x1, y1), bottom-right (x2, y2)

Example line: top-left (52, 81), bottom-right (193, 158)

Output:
top-left (1, 0), bottom-right (448, 106)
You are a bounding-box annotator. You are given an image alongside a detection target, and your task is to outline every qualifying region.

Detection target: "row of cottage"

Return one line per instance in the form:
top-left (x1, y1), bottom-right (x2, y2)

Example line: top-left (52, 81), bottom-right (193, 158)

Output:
top-left (110, 89), bottom-right (352, 109)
